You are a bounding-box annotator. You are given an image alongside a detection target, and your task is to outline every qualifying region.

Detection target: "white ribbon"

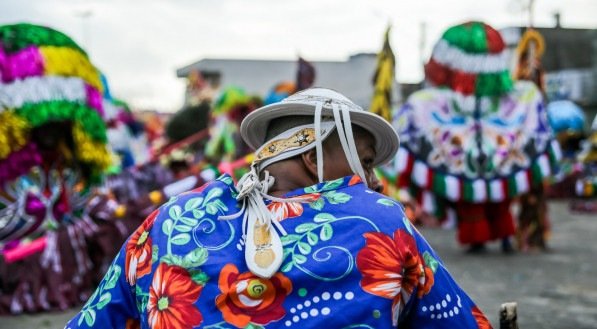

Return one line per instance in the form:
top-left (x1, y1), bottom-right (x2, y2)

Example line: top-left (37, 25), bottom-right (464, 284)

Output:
top-left (219, 168), bottom-right (313, 278)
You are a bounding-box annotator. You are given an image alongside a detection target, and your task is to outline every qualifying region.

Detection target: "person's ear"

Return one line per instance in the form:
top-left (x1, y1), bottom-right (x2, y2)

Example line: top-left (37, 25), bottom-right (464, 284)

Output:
top-left (301, 149), bottom-right (318, 180)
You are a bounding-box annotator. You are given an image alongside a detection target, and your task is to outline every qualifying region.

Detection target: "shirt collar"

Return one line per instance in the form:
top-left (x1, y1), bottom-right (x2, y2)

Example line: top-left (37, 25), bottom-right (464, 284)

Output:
top-left (283, 174), bottom-right (363, 198)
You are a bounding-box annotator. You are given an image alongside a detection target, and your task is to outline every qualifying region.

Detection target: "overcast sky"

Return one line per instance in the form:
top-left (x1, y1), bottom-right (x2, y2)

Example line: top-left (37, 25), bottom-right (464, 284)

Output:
top-left (1, 0), bottom-right (596, 112)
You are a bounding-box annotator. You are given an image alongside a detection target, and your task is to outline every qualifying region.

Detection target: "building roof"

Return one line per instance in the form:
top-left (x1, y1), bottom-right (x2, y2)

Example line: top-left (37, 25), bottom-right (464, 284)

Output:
top-left (176, 53), bottom-right (388, 108)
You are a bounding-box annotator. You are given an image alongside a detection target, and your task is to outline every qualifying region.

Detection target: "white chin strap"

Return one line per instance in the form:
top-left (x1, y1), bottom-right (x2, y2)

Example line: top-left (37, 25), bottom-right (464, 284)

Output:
top-left (313, 101), bottom-right (368, 185)
top-left (221, 99), bottom-right (368, 278)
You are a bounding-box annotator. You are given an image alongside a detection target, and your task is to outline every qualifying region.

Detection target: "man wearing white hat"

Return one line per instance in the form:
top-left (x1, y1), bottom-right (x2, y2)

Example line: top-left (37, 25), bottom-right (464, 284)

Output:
top-left (68, 88), bottom-right (490, 328)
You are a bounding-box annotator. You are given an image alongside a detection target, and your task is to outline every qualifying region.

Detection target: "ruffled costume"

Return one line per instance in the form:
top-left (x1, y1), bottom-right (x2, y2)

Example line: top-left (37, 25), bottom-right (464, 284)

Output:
top-left (390, 22), bottom-right (559, 246)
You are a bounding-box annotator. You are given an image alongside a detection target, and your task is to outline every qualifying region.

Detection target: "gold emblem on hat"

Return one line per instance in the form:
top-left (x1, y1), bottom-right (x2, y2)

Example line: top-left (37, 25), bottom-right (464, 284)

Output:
top-left (256, 128), bottom-right (320, 163)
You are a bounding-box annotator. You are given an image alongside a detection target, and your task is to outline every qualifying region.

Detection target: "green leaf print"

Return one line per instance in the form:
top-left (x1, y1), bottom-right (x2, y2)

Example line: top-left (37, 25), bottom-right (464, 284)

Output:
top-left (79, 259), bottom-right (120, 328)
top-left (307, 231), bottom-right (319, 245)
top-left (281, 261), bottom-right (294, 272)
top-left (183, 247), bottom-right (208, 268)
top-left (161, 254), bottom-right (184, 267)
top-left (377, 198), bottom-right (396, 207)
top-left (218, 175), bottom-right (234, 186)
top-left (192, 209), bottom-right (205, 219)
top-left (320, 223), bottom-right (334, 241)
top-left (295, 223), bottom-right (317, 233)
top-left (162, 219), bottom-right (174, 235)
top-left (169, 205), bottom-right (182, 220)
top-left (281, 213), bottom-right (379, 281)
top-left (297, 241), bottom-right (312, 255)
top-left (309, 198), bottom-right (325, 210)
top-left (293, 254), bottom-right (307, 264)
top-left (104, 265), bottom-right (120, 290)
top-left (325, 191), bottom-right (352, 204)
top-left (152, 245), bottom-right (159, 263)
top-left (206, 203), bottom-right (219, 215)
top-left (184, 197), bottom-right (204, 211)
top-left (179, 216), bottom-right (199, 226)
top-left (174, 224), bottom-right (193, 233)
top-left (423, 251), bottom-right (440, 273)
top-left (281, 234), bottom-right (301, 246)
top-left (322, 177), bottom-right (345, 190)
top-left (204, 188), bottom-right (223, 204)
top-left (190, 270), bottom-right (209, 285)
top-left (304, 185), bottom-right (318, 194)
top-left (171, 233), bottom-right (191, 245)
top-left (84, 309), bottom-right (96, 326)
top-left (314, 213), bottom-right (335, 223)
top-left (165, 186), bottom-right (233, 254)
top-left (96, 292), bottom-right (111, 309)
top-left (134, 285), bottom-right (150, 314)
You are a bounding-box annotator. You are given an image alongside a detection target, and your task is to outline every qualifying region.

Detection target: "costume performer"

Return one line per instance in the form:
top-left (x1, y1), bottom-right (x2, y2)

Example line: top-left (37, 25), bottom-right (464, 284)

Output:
top-left (513, 28), bottom-right (556, 252)
top-left (204, 87), bottom-right (259, 164)
top-left (0, 23), bottom-right (112, 313)
top-left (393, 22), bottom-right (560, 253)
top-left (68, 88), bottom-right (491, 328)
top-left (572, 115), bottom-right (597, 212)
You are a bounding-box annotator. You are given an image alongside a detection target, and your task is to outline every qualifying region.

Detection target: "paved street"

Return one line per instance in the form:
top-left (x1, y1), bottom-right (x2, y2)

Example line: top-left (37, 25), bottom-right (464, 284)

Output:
top-left (1, 200), bottom-right (595, 328)
top-left (423, 200), bottom-right (597, 329)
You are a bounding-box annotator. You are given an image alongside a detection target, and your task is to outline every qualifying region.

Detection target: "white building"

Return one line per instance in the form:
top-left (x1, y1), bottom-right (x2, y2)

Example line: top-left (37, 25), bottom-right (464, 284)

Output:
top-left (176, 53), bottom-right (392, 109)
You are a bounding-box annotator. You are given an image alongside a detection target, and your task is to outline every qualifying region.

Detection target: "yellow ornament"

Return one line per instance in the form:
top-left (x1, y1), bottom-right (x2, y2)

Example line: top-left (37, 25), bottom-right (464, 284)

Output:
top-left (0, 111), bottom-right (30, 159)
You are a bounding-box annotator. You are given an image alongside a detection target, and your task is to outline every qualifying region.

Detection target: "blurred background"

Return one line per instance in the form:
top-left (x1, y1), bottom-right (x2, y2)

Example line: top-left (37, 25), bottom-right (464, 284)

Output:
top-left (0, 1), bottom-right (596, 328)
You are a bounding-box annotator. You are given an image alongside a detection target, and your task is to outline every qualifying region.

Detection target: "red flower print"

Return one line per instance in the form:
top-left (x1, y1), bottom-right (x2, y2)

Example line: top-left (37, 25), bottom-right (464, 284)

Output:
top-left (417, 266), bottom-right (435, 298)
top-left (267, 201), bottom-right (303, 222)
top-left (147, 263), bottom-right (203, 329)
top-left (216, 264), bottom-right (292, 328)
top-left (348, 175), bottom-right (362, 186)
top-left (267, 193), bottom-right (320, 222)
top-left (356, 229), bottom-right (431, 325)
top-left (125, 210), bottom-right (158, 285)
top-left (472, 306), bottom-right (492, 329)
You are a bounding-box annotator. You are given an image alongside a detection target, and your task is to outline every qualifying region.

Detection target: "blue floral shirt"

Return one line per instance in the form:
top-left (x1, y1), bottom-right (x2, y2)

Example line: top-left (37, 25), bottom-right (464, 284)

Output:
top-left (67, 174), bottom-right (491, 329)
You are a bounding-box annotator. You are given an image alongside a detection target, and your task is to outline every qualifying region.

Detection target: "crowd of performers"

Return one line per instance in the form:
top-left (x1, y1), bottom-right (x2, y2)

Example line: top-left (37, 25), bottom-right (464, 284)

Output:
top-left (1, 20), bottom-right (596, 316)
top-left (0, 23), bottom-right (261, 314)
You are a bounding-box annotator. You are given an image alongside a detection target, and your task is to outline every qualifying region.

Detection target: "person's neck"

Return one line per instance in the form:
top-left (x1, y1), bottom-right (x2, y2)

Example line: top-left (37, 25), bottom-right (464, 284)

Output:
top-left (264, 162), bottom-right (317, 197)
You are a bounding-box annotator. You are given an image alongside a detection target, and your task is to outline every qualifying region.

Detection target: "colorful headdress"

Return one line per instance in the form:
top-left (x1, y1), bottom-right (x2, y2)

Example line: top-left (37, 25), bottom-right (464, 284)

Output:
top-left (0, 23), bottom-right (110, 185)
top-left (424, 21), bottom-right (513, 97)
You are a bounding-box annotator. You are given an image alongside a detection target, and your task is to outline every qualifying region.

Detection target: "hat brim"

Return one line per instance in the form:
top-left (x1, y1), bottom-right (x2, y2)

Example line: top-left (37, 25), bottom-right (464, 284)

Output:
top-left (240, 101), bottom-right (399, 166)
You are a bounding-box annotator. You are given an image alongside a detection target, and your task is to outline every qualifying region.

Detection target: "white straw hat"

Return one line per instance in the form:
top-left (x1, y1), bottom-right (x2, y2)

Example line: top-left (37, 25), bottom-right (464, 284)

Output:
top-left (240, 87), bottom-right (399, 167)
top-left (229, 88), bottom-right (399, 279)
